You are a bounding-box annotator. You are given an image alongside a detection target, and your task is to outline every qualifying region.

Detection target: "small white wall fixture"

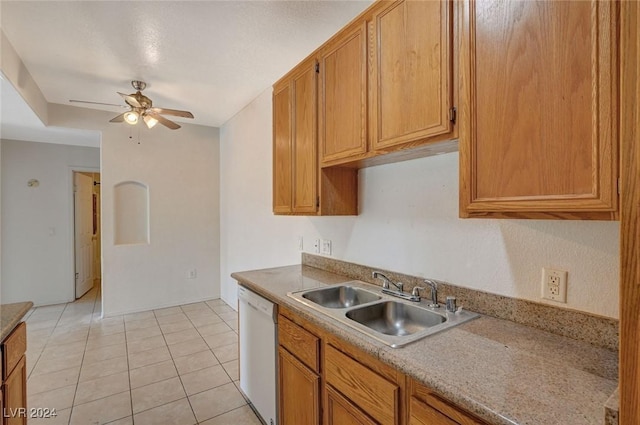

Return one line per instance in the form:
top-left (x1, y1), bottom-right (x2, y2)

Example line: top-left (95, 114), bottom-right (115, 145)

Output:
top-left (114, 181), bottom-right (149, 245)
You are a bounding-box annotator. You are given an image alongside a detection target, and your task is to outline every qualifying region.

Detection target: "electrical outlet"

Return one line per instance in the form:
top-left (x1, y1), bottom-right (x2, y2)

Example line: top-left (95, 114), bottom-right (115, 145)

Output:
top-left (187, 269), bottom-right (197, 279)
top-left (321, 239), bottom-right (332, 256)
top-left (541, 268), bottom-right (567, 302)
top-left (313, 239), bottom-right (320, 254)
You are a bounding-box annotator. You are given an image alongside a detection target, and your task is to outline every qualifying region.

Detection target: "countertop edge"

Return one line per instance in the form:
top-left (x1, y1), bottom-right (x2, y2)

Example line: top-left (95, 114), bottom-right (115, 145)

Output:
top-left (1, 301), bottom-right (34, 341)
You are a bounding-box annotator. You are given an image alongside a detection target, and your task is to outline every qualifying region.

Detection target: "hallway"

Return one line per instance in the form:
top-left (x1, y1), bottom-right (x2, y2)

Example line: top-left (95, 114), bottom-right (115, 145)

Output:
top-left (23, 286), bottom-right (260, 424)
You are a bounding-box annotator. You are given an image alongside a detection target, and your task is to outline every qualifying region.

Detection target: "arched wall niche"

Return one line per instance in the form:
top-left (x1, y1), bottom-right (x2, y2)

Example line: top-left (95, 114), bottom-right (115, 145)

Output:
top-left (114, 181), bottom-right (149, 245)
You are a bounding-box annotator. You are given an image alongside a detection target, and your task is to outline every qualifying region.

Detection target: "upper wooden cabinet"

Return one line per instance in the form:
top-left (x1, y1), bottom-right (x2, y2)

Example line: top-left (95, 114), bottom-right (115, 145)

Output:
top-left (458, 0), bottom-right (619, 219)
top-left (319, 21), bottom-right (369, 165)
top-left (370, 0), bottom-right (454, 151)
top-left (273, 57), bottom-right (318, 215)
top-left (273, 56), bottom-right (358, 216)
top-left (273, 81), bottom-right (293, 214)
top-left (318, 0), bottom-right (457, 168)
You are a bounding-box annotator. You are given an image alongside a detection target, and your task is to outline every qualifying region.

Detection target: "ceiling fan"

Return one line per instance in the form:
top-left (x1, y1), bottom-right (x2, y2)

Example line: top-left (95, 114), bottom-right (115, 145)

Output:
top-left (70, 80), bottom-right (194, 130)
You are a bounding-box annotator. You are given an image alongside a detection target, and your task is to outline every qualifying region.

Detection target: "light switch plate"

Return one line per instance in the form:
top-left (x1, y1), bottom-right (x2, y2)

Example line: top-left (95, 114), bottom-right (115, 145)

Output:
top-left (321, 239), bottom-right (332, 256)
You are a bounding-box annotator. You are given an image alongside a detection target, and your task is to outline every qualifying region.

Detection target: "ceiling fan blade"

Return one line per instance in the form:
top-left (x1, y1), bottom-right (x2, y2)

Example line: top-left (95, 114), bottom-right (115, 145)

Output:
top-left (109, 113), bottom-right (126, 123)
top-left (70, 100), bottom-right (128, 108)
top-left (118, 92), bottom-right (141, 108)
top-left (147, 112), bottom-right (181, 130)
top-left (150, 107), bottom-right (194, 119)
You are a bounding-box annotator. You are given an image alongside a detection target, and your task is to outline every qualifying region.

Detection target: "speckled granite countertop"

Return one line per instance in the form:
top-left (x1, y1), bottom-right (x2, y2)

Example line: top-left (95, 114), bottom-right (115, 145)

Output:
top-left (1, 302), bottom-right (33, 341)
top-left (232, 265), bottom-right (618, 425)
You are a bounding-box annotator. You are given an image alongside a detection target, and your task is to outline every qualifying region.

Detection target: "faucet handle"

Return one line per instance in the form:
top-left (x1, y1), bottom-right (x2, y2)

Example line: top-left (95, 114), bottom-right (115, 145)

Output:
top-left (423, 279), bottom-right (440, 308)
top-left (423, 279), bottom-right (438, 290)
top-left (411, 286), bottom-right (425, 297)
top-left (372, 271), bottom-right (389, 289)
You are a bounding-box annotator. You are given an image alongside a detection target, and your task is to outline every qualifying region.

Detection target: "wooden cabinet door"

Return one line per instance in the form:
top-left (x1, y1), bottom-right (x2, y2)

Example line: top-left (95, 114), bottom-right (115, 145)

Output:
top-left (2, 356), bottom-right (26, 425)
top-left (325, 385), bottom-right (376, 425)
top-left (273, 82), bottom-right (293, 214)
top-left (278, 347), bottom-right (320, 425)
top-left (371, 0), bottom-right (454, 150)
top-left (459, 0), bottom-right (619, 219)
top-left (273, 58), bottom-right (318, 215)
top-left (292, 59), bottom-right (318, 213)
top-left (319, 22), bottom-right (368, 165)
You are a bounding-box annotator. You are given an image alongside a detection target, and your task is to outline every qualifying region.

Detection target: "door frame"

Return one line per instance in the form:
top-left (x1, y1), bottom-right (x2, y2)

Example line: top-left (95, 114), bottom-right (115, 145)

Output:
top-left (68, 166), bottom-right (100, 300)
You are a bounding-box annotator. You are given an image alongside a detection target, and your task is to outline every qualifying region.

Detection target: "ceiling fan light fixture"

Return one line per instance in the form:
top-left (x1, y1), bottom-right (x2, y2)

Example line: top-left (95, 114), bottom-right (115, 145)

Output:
top-left (143, 114), bottom-right (159, 129)
top-left (72, 81), bottom-right (193, 130)
top-left (124, 110), bottom-right (139, 125)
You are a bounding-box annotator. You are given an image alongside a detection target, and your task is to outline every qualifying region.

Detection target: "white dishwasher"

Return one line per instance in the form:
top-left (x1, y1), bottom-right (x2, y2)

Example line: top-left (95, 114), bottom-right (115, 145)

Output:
top-left (238, 285), bottom-right (277, 425)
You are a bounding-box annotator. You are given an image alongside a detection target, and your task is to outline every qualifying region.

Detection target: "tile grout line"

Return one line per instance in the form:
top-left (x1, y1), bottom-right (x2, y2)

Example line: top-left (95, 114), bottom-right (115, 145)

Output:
top-left (26, 300), bottom-right (69, 381)
top-left (153, 307), bottom-right (199, 425)
top-left (68, 285), bottom-right (101, 425)
top-left (124, 304), bottom-right (136, 425)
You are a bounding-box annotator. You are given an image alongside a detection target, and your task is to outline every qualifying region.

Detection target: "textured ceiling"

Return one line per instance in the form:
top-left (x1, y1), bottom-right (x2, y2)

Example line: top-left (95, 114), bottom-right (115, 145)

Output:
top-left (0, 0), bottom-right (372, 129)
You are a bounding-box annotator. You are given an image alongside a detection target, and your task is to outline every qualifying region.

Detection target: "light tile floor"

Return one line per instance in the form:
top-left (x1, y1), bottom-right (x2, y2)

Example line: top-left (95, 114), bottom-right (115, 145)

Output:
top-left (23, 285), bottom-right (261, 425)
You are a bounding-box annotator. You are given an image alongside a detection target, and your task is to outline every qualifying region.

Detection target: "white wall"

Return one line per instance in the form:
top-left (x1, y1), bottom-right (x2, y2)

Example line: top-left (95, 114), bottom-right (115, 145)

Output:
top-left (49, 105), bottom-right (221, 316)
top-left (220, 89), bottom-right (620, 319)
top-left (1, 139), bottom-right (99, 305)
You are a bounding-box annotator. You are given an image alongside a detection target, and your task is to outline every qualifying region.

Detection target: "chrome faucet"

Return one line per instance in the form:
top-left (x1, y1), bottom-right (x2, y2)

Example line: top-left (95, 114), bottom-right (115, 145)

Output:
top-left (424, 279), bottom-right (440, 308)
top-left (372, 271), bottom-right (403, 292)
top-left (373, 271), bottom-right (424, 302)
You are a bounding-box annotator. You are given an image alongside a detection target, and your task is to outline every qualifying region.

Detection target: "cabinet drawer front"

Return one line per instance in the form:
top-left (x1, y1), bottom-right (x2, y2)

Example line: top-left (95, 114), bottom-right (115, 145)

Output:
top-left (424, 393), bottom-right (485, 425)
top-left (325, 344), bottom-right (398, 425)
top-left (2, 323), bottom-right (26, 380)
top-left (410, 396), bottom-right (457, 425)
top-left (278, 315), bottom-right (319, 372)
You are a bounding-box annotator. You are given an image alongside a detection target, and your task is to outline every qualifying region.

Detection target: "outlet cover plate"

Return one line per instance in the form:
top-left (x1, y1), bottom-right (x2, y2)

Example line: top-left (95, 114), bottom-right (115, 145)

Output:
top-left (541, 267), bottom-right (567, 303)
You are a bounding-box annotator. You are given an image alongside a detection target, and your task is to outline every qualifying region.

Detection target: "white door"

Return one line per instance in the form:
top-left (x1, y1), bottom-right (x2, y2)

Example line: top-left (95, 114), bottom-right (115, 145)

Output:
top-left (74, 172), bottom-right (94, 298)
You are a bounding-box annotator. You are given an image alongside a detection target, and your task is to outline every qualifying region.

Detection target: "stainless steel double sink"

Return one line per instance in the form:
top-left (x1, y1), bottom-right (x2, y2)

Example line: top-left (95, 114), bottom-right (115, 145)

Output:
top-left (287, 282), bottom-right (478, 348)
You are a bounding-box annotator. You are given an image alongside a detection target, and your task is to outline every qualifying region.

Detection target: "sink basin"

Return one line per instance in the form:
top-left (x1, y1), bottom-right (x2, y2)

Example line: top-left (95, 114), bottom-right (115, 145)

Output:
top-left (302, 285), bottom-right (381, 309)
top-left (346, 301), bottom-right (445, 336)
top-left (287, 282), bottom-right (478, 348)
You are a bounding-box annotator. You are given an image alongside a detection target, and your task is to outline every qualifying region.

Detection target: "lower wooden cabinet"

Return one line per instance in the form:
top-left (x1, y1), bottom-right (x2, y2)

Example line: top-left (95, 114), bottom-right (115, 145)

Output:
top-left (410, 396), bottom-right (456, 425)
top-left (2, 357), bottom-right (26, 425)
top-left (278, 347), bottom-right (320, 425)
top-left (324, 343), bottom-right (399, 425)
top-left (408, 379), bottom-right (486, 425)
top-left (325, 385), bottom-right (376, 425)
top-left (2, 322), bottom-right (27, 425)
top-left (278, 307), bottom-right (487, 425)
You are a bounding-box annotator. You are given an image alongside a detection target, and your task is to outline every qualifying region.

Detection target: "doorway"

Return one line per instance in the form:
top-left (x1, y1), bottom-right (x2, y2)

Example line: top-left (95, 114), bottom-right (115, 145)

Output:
top-left (73, 171), bottom-right (101, 299)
